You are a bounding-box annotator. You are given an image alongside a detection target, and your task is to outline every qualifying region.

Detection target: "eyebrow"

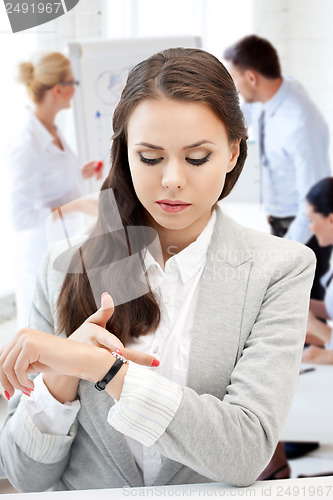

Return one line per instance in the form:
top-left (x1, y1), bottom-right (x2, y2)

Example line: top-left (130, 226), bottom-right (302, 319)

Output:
top-left (135, 140), bottom-right (215, 150)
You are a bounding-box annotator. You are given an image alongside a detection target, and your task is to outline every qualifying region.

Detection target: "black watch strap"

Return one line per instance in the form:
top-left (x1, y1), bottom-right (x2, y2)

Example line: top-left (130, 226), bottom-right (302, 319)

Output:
top-left (94, 358), bottom-right (124, 391)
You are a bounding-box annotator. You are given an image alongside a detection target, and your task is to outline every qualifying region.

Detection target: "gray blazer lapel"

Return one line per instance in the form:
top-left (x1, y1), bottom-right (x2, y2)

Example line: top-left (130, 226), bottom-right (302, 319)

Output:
top-left (157, 207), bottom-right (253, 485)
top-left (187, 207), bottom-right (253, 396)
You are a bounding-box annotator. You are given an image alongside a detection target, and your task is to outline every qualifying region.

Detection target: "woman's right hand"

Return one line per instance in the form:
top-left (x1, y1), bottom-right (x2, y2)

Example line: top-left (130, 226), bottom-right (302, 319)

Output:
top-left (81, 161), bottom-right (104, 181)
top-left (0, 293), bottom-right (159, 400)
top-left (46, 293), bottom-right (159, 403)
top-left (68, 292), bottom-right (159, 368)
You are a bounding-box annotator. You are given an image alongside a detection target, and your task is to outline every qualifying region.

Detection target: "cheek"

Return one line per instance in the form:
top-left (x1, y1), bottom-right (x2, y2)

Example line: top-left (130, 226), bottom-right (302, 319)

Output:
top-left (129, 164), bottom-right (157, 200)
top-left (312, 221), bottom-right (326, 241)
top-left (198, 171), bottom-right (227, 203)
top-left (313, 220), bottom-right (322, 232)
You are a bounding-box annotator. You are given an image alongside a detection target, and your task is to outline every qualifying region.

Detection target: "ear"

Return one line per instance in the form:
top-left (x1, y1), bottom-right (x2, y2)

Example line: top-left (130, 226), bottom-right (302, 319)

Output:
top-left (328, 213), bottom-right (333, 226)
top-left (227, 139), bottom-right (241, 173)
top-left (245, 69), bottom-right (259, 87)
top-left (50, 84), bottom-right (62, 98)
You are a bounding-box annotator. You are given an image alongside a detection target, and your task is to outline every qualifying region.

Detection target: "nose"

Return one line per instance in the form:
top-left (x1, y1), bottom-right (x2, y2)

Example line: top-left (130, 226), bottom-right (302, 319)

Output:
top-left (161, 160), bottom-right (186, 191)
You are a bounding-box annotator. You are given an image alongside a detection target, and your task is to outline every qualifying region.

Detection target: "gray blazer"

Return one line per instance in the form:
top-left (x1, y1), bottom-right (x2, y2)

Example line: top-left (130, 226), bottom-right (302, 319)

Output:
top-left (0, 207), bottom-right (315, 491)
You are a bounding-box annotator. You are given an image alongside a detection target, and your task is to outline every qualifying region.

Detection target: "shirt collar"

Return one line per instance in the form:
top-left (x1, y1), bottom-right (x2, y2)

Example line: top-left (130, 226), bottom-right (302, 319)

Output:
top-left (143, 210), bottom-right (217, 286)
top-left (26, 108), bottom-right (56, 151)
top-left (263, 76), bottom-right (290, 117)
top-left (166, 209), bottom-right (217, 285)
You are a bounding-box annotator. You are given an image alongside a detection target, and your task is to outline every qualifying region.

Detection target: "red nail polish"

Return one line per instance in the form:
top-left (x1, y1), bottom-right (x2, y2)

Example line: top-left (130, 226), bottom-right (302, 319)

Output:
top-left (152, 359), bottom-right (160, 367)
top-left (25, 387), bottom-right (34, 392)
top-left (115, 348), bottom-right (121, 354)
top-left (4, 391), bottom-right (10, 401)
top-left (23, 392), bottom-right (31, 397)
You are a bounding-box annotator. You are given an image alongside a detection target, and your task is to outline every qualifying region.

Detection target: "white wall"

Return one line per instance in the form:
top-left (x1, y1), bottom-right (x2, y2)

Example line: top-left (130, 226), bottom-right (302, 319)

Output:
top-left (36, 0), bottom-right (102, 51)
top-left (104, 0), bottom-right (254, 61)
top-left (253, 0), bottom-right (333, 165)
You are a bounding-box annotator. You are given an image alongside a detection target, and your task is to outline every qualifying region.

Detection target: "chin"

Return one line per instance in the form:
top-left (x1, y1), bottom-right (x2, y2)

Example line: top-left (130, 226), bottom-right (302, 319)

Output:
top-left (318, 238), bottom-right (329, 247)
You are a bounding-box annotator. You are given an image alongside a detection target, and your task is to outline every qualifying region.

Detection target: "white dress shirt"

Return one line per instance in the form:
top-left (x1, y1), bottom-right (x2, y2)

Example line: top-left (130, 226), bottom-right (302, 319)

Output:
top-left (21, 210), bottom-right (217, 486)
top-left (8, 108), bottom-right (84, 327)
top-left (243, 75), bottom-right (331, 244)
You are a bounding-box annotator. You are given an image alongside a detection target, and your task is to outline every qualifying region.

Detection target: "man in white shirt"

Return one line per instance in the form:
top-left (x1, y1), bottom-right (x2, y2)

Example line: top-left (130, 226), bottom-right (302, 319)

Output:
top-left (224, 34), bottom-right (332, 301)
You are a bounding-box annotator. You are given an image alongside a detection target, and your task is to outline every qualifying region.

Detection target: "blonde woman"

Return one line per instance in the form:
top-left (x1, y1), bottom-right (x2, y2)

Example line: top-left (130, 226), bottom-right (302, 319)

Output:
top-left (9, 51), bottom-right (103, 328)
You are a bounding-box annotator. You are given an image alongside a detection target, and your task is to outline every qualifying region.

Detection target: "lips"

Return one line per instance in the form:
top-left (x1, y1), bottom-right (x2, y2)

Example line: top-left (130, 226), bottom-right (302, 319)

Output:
top-left (156, 200), bottom-right (191, 213)
top-left (157, 199), bottom-right (190, 206)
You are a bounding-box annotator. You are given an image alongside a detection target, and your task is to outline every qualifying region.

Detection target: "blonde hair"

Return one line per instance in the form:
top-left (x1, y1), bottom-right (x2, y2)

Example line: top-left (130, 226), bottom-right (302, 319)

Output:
top-left (17, 51), bottom-right (71, 104)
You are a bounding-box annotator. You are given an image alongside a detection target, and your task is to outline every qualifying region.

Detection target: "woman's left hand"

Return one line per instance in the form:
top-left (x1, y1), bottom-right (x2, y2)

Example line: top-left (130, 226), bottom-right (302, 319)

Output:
top-left (0, 329), bottom-right (106, 398)
top-left (81, 161), bottom-right (104, 181)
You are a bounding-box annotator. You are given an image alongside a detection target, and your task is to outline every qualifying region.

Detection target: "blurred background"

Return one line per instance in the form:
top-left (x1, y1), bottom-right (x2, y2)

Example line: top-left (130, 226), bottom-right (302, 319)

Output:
top-left (1, 0), bottom-right (333, 302)
top-left (1, 0), bottom-right (333, 491)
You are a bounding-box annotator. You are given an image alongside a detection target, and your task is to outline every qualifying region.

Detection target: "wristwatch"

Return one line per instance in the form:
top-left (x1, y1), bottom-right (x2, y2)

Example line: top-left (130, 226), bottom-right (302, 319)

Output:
top-left (94, 352), bottom-right (128, 391)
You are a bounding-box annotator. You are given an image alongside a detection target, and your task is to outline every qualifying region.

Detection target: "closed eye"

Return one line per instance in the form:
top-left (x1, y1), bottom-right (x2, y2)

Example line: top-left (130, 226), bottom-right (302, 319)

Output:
top-left (186, 153), bottom-right (212, 166)
top-left (139, 153), bottom-right (163, 165)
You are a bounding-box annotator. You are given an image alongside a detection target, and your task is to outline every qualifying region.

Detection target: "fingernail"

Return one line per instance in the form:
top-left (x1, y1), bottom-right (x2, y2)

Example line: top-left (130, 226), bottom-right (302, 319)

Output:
top-left (4, 391), bottom-right (10, 401)
top-left (115, 348), bottom-right (121, 354)
top-left (101, 293), bottom-right (114, 310)
top-left (152, 359), bottom-right (160, 367)
top-left (23, 392), bottom-right (31, 397)
top-left (25, 387), bottom-right (34, 392)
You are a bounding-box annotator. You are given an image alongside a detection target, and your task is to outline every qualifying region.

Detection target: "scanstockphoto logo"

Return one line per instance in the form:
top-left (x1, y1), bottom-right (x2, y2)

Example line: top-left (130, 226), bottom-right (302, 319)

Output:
top-left (4, 0), bottom-right (80, 33)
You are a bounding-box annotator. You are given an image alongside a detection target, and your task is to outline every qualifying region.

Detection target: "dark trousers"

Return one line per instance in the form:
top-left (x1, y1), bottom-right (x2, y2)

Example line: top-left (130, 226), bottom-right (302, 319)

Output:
top-left (267, 215), bottom-right (332, 300)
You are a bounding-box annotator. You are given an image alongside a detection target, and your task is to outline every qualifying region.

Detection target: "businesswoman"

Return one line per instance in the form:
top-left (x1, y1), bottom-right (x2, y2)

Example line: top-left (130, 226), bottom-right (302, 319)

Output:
top-left (9, 51), bottom-right (103, 328)
top-left (1, 48), bottom-right (315, 492)
top-left (302, 177), bottom-right (333, 364)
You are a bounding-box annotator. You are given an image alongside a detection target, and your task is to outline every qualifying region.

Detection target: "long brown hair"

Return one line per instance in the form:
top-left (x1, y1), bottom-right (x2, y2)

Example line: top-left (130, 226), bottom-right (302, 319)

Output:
top-left (57, 47), bottom-right (248, 344)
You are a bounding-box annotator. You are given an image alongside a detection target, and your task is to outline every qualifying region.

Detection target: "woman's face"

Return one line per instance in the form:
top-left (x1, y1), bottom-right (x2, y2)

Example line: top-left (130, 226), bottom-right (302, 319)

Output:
top-left (58, 67), bottom-right (76, 109)
top-left (127, 97), bottom-right (240, 243)
top-left (306, 202), bottom-right (333, 246)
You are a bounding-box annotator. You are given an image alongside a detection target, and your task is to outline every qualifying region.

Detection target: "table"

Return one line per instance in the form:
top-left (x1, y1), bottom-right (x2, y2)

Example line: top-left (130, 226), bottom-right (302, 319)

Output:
top-left (282, 363), bottom-right (333, 443)
top-left (1, 476), bottom-right (332, 499)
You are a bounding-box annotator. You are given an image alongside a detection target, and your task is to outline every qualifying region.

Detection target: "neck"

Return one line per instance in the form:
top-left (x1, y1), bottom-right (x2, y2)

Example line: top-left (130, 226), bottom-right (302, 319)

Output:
top-left (33, 102), bottom-right (58, 135)
top-left (259, 77), bottom-right (283, 103)
top-left (149, 210), bottom-right (212, 265)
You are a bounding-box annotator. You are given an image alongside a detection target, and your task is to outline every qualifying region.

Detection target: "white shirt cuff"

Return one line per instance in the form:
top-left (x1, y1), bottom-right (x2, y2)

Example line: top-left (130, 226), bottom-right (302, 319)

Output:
top-left (107, 362), bottom-right (183, 447)
top-left (10, 397), bottom-right (78, 464)
top-left (24, 374), bottom-right (80, 435)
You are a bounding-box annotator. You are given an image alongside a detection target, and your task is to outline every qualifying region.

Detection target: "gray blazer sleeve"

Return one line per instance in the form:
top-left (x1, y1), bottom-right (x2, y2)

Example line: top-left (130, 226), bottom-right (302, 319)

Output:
top-left (155, 245), bottom-right (315, 486)
top-left (0, 253), bottom-right (77, 492)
